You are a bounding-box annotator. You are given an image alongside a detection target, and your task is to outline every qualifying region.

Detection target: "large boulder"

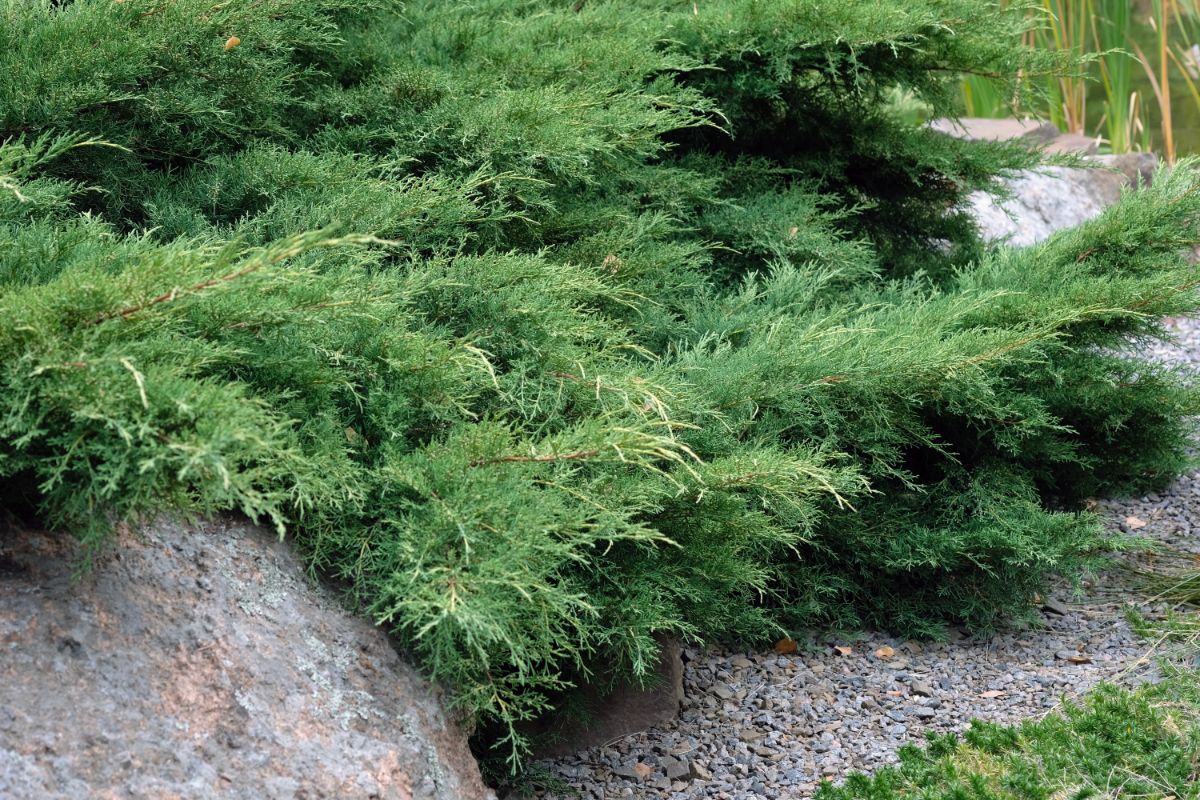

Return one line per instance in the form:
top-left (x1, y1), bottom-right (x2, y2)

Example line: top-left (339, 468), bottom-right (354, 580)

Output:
top-left (968, 153), bottom-right (1158, 245)
top-left (932, 117), bottom-right (1157, 244)
top-left (0, 516), bottom-right (493, 800)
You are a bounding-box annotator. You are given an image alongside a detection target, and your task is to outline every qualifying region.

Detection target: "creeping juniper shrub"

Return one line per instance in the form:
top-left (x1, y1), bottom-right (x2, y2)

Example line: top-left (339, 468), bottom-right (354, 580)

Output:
top-left (2, 0), bottom-right (1199, 770)
top-left (817, 672), bottom-right (1200, 800)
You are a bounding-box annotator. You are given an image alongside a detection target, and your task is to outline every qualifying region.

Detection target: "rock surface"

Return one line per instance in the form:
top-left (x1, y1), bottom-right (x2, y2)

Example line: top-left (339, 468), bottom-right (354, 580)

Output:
top-left (0, 516), bottom-right (492, 800)
top-left (968, 152), bottom-right (1157, 246)
top-left (931, 117), bottom-right (1157, 246)
top-left (928, 117), bottom-right (1060, 143)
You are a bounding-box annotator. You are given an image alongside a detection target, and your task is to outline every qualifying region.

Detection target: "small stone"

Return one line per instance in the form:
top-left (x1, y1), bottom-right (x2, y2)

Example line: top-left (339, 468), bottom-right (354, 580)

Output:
top-left (1056, 650), bottom-right (1092, 664)
top-left (1041, 598), bottom-right (1071, 616)
top-left (910, 680), bottom-right (934, 697)
top-left (662, 756), bottom-right (690, 781)
top-left (911, 706), bottom-right (937, 719)
top-left (712, 684), bottom-right (735, 701)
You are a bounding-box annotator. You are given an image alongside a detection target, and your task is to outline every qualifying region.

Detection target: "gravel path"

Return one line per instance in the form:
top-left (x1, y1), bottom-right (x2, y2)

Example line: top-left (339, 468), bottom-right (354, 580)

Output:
top-left (532, 317), bottom-right (1200, 799)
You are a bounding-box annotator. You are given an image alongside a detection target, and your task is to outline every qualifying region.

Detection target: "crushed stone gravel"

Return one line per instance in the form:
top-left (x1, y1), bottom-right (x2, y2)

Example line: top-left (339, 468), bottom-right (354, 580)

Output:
top-left (529, 316), bottom-right (1200, 799)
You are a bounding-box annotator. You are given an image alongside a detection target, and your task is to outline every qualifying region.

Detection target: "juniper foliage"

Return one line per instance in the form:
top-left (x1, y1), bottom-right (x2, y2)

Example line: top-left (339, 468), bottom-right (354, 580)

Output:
top-left (2, 0), bottom-right (1199, 769)
top-left (817, 672), bottom-right (1200, 799)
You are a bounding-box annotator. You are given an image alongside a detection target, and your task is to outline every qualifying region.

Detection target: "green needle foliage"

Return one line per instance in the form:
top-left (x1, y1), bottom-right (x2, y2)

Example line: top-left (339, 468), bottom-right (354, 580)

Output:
top-left (818, 671), bottom-right (1200, 800)
top-left (2, 0), bottom-right (1199, 771)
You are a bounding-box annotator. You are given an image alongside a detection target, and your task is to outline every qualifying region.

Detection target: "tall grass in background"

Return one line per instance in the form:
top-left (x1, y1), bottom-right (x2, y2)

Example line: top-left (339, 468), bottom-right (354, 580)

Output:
top-left (1132, 0), bottom-right (1177, 161)
top-left (1038, 0), bottom-right (1093, 133)
top-left (1166, 0), bottom-right (1200, 157)
top-left (959, 0), bottom-right (1200, 161)
top-left (1094, 0), bottom-right (1144, 152)
top-left (961, 1), bottom-right (1125, 136)
top-left (1160, 1), bottom-right (1178, 159)
top-left (962, 74), bottom-right (1011, 117)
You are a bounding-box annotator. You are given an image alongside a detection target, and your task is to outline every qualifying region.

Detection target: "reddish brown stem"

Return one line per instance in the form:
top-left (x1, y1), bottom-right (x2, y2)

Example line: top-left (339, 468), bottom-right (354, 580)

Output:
top-left (91, 264), bottom-right (260, 325)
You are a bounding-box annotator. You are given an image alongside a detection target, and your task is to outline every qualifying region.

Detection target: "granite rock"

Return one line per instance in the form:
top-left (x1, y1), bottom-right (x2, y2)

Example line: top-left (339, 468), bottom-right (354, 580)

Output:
top-left (0, 517), bottom-right (491, 800)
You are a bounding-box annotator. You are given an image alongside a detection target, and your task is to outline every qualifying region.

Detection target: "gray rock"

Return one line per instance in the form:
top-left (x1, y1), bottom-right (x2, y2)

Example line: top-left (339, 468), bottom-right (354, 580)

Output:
top-left (929, 117), bottom-right (1060, 143)
top-left (968, 163), bottom-right (1146, 246)
top-left (0, 517), bottom-right (490, 800)
top-left (1042, 598), bottom-right (1071, 616)
top-left (929, 116), bottom-right (1157, 247)
top-left (1096, 152), bottom-right (1158, 188)
top-left (1042, 132), bottom-right (1100, 155)
top-left (662, 756), bottom-right (690, 781)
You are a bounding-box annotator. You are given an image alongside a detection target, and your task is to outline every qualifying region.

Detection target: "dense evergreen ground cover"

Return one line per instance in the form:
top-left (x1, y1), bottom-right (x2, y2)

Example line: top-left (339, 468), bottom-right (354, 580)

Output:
top-left (819, 671), bottom-right (1200, 800)
top-left (4, 0), bottom-right (1200, 769)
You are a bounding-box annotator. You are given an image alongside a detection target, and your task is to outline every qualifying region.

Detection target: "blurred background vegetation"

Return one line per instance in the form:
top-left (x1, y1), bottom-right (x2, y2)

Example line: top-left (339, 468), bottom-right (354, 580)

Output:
top-left (955, 0), bottom-right (1200, 160)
